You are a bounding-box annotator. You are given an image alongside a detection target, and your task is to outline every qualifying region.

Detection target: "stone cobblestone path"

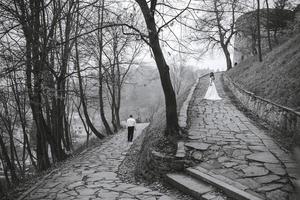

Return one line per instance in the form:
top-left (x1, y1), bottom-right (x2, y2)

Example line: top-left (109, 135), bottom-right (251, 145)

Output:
top-left (22, 124), bottom-right (173, 200)
top-left (186, 73), bottom-right (297, 199)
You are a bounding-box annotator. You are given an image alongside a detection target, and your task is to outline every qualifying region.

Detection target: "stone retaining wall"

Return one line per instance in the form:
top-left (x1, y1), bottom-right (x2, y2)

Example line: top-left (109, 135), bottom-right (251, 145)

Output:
top-left (223, 74), bottom-right (300, 137)
top-left (138, 147), bottom-right (186, 180)
top-left (148, 149), bottom-right (185, 176)
top-left (139, 76), bottom-right (204, 179)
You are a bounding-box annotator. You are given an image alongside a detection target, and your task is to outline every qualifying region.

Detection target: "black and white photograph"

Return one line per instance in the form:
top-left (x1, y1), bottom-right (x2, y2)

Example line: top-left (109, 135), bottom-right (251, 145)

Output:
top-left (0, 0), bottom-right (300, 199)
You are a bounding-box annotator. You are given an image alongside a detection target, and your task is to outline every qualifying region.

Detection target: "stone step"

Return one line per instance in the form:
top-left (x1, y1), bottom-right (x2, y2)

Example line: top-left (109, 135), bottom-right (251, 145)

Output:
top-left (186, 167), bottom-right (265, 200)
top-left (166, 173), bottom-right (225, 200)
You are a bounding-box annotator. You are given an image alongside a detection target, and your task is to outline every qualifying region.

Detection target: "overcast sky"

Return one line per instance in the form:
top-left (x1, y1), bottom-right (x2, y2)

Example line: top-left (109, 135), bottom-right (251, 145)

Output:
top-left (132, 0), bottom-right (299, 72)
top-left (132, 0), bottom-right (233, 72)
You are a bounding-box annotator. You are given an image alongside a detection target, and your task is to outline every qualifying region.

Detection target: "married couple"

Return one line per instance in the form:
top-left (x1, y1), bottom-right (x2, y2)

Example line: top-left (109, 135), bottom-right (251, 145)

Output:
top-left (203, 72), bottom-right (222, 100)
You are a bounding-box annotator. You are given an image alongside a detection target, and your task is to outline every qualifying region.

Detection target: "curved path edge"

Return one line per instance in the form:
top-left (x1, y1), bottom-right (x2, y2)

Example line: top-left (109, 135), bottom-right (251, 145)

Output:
top-left (178, 72), bottom-right (297, 200)
top-left (18, 123), bottom-right (175, 200)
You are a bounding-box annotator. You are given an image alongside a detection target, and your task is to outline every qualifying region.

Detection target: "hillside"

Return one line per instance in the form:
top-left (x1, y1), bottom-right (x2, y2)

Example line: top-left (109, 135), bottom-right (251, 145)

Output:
top-left (227, 33), bottom-right (300, 111)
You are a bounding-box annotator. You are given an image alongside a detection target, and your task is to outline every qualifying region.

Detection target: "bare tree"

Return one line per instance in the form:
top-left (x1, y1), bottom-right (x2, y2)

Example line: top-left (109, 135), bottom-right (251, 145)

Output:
top-left (256, 0), bottom-right (263, 61)
top-left (265, 0), bottom-right (272, 50)
top-left (271, 0), bottom-right (294, 44)
top-left (97, 0), bottom-right (114, 135)
top-left (103, 26), bottom-right (143, 131)
top-left (0, 0), bottom-right (99, 171)
top-left (0, 88), bottom-right (19, 185)
top-left (74, 0), bottom-right (105, 139)
top-left (189, 0), bottom-right (241, 70)
top-left (133, 0), bottom-right (191, 140)
top-left (1, 0), bottom-right (80, 169)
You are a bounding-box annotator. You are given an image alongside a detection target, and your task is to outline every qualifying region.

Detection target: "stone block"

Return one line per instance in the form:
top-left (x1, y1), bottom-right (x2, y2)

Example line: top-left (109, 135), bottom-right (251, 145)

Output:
top-left (257, 184), bottom-right (283, 192)
top-left (266, 190), bottom-right (289, 200)
top-left (264, 163), bottom-right (286, 175)
top-left (186, 168), bottom-right (264, 200)
top-left (166, 173), bottom-right (213, 199)
top-left (242, 166), bottom-right (269, 177)
top-left (246, 152), bottom-right (279, 163)
top-left (185, 142), bottom-right (210, 151)
top-left (254, 174), bottom-right (281, 184)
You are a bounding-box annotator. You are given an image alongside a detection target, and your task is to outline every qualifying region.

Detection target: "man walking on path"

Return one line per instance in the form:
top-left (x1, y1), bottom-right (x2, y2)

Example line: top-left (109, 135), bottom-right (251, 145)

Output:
top-left (127, 115), bottom-right (136, 142)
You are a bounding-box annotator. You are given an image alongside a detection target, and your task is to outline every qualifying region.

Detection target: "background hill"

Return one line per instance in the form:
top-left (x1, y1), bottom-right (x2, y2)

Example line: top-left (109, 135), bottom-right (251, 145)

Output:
top-left (120, 64), bottom-right (210, 122)
top-left (227, 33), bottom-right (300, 111)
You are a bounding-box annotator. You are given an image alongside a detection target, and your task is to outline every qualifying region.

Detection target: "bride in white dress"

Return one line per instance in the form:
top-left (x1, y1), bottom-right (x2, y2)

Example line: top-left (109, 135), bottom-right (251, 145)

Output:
top-left (203, 72), bottom-right (222, 100)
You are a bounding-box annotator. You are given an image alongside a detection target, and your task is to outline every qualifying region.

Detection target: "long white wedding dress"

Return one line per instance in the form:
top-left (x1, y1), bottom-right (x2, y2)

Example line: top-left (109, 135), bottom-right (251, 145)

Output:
top-left (203, 78), bottom-right (222, 100)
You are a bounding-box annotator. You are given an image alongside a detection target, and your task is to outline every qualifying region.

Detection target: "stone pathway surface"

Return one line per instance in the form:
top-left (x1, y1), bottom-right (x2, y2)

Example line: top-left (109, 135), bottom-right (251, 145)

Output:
top-left (186, 73), bottom-right (297, 199)
top-left (22, 123), bottom-right (173, 200)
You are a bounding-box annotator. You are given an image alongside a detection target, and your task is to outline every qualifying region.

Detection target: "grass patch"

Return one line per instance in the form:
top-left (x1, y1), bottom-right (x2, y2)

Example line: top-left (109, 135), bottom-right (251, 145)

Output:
top-left (228, 34), bottom-right (300, 111)
top-left (135, 80), bottom-right (195, 182)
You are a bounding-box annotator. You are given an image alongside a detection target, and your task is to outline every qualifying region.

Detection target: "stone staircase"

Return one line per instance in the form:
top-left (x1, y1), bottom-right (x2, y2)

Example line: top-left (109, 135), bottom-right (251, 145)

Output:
top-left (166, 166), bottom-right (265, 200)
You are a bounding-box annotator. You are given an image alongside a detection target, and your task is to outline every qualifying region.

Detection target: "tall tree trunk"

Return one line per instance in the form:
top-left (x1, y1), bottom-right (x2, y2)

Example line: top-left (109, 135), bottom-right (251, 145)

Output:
top-left (214, 0), bottom-right (233, 71)
top-left (64, 78), bottom-right (73, 151)
top-left (0, 133), bottom-right (18, 183)
top-left (97, 0), bottom-right (113, 135)
top-left (32, 107), bottom-right (51, 171)
top-left (151, 43), bottom-right (178, 136)
top-left (63, 113), bottom-right (72, 151)
top-left (265, 0), bottom-right (272, 51)
top-left (25, 41), bottom-right (51, 171)
top-left (149, 40), bottom-right (179, 137)
top-left (152, 46), bottom-right (178, 137)
top-left (0, 178), bottom-right (4, 195)
top-left (76, 102), bottom-right (91, 147)
top-left (111, 47), bottom-right (118, 132)
top-left (135, 0), bottom-right (180, 138)
top-left (222, 45), bottom-right (232, 70)
top-left (257, 0), bottom-right (263, 62)
top-left (98, 63), bottom-right (113, 135)
top-left (115, 82), bottom-right (121, 130)
top-left (56, 0), bottom-right (74, 154)
top-left (75, 102), bottom-right (90, 147)
top-left (111, 103), bottom-right (117, 132)
top-left (11, 138), bottom-right (23, 175)
top-left (115, 55), bottom-right (122, 129)
top-left (75, 45), bottom-right (105, 139)
top-left (74, 7), bottom-right (105, 139)
top-left (10, 73), bottom-right (37, 168)
top-left (65, 87), bottom-right (74, 152)
top-left (54, 83), bottom-right (68, 161)
top-left (2, 160), bottom-right (11, 188)
top-left (28, 0), bottom-right (51, 171)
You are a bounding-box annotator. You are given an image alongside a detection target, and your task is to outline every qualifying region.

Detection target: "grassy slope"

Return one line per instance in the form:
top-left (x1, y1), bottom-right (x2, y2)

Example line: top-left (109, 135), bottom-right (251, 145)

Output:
top-left (134, 84), bottom-right (192, 181)
top-left (134, 68), bottom-right (207, 181)
top-left (227, 34), bottom-right (300, 111)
